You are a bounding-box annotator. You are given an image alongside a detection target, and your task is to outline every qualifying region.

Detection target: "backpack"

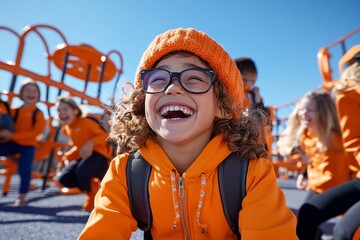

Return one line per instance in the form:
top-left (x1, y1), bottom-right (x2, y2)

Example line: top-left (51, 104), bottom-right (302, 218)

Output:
top-left (13, 107), bottom-right (40, 127)
top-left (126, 151), bottom-right (249, 240)
top-left (86, 115), bottom-right (108, 132)
top-left (85, 115), bottom-right (117, 158)
top-left (0, 104), bottom-right (40, 143)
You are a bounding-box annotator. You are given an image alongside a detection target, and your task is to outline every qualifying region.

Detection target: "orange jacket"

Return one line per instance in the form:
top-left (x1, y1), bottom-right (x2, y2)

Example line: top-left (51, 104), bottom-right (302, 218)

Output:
top-left (62, 117), bottom-right (111, 160)
top-left (300, 130), bottom-right (350, 193)
top-left (9, 105), bottom-right (45, 147)
top-left (0, 101), bottom-right (9, 114)
top-left (78, 134), bottom-right (297, 240)
top-left (336, 86), bottom-right (360, 178)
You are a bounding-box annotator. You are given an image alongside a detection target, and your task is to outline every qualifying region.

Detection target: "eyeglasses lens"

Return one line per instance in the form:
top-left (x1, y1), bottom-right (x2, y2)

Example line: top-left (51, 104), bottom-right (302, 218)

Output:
top-left (141, 69), bottom-right (214, 94)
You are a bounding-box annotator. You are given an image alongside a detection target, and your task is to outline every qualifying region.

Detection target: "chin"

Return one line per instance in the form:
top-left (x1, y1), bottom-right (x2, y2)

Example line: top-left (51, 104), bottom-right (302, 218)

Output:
top-left (157, 134), bottom-right (187, 144)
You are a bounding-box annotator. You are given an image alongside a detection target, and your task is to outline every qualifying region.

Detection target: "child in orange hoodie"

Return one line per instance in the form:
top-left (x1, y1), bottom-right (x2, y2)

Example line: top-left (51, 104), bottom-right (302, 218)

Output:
top-left (0, 78), bottom-right (46, 206)
top-left (277, 91), bottom-right (350, 200)
top-left (78, 28), bottom-right (297, 239)
top-left (296, 51), bottom-right (360, 240)
top-left (234, 57), bottom-right (274, 156)
top-left (55, 96), bottom-right (111, 211)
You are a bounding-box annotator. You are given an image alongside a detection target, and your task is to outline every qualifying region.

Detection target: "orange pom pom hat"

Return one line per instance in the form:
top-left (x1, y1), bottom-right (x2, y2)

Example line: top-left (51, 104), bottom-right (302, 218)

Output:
top-left (135, 28), bottom-right (244, 119)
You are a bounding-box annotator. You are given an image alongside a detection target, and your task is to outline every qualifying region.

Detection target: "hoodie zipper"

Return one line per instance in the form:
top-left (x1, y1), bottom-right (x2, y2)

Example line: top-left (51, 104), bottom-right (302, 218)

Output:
top-left (178, 176), bottom-right (190, 240)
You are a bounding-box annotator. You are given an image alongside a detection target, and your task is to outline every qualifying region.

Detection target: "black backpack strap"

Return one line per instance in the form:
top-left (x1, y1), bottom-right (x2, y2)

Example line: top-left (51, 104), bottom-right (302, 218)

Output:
top-left (85, 115), bottom-right (116, 158)
top-left (218, 152), bottom-right (249, 240)
top-left (32, 107), bottom-right (39, 127)
top-left (85, 115), bottom-right (107, 132)
top-left (13, 108), bottom-right (19, 123)
top-left (126, 151), bottom-right (153, 239)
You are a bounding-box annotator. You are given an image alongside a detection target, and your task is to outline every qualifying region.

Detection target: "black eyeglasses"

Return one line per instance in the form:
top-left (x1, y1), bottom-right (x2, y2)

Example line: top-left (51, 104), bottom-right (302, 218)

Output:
top-left (140, 68), bottom-right (216, 94)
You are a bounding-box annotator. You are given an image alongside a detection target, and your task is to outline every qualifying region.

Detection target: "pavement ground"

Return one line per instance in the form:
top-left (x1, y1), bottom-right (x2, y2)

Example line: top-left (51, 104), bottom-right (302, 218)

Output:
top-left (0, 174), bottom-right (339, 240)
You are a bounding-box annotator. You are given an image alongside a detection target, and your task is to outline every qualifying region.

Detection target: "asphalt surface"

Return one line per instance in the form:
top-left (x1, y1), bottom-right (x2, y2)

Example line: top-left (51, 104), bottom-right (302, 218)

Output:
top-left (0, 174), bottom-right (338, 240)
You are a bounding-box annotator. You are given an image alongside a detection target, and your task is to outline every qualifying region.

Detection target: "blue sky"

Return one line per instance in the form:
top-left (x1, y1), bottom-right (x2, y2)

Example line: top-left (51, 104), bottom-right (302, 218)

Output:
top-left (0, 0), bottom-right (359, 122)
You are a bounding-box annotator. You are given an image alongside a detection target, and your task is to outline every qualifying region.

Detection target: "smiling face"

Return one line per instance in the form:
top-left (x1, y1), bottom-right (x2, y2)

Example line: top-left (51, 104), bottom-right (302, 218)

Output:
top-left (144, 53), bottom-right (224, 148)
top-left (20, 83), bottom-right (40, 106)
top-left (241, 71), bottom-right (257, 92)
top-left (298, 98), bottom-right (317, 133)
top-left (56, 101), bottom-right (79, 126)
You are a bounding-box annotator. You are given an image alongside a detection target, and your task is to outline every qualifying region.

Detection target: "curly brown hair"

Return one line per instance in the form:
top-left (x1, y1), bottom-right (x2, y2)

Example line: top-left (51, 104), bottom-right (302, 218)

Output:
top-left (110, 79), bottom-right (268, 160)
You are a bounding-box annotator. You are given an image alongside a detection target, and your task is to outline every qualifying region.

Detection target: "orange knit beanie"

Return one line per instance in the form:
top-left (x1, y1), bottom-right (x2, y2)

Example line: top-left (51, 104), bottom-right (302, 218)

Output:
top-left (135, 28), bottom-right (244, 119)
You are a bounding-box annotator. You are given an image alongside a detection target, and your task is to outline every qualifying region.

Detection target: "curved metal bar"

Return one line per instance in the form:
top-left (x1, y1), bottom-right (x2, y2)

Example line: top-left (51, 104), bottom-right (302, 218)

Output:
top-left (324, 27), bottom-right (360, 49)
top-left (317, 27), bottom-right (360, 88)
top-left (97, 56), bottom-right (107, 99)
top-left (0, 26), bottom-right (21, 99)
top-left (0, 61), bottom-right (103, 107)
top-left (105, 50), bottom-right (124, 100)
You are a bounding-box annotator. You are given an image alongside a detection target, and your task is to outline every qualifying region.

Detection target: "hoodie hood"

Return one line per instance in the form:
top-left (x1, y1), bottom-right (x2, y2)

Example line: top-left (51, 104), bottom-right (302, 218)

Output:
top-left (138, 134), bottom-right (231, 178)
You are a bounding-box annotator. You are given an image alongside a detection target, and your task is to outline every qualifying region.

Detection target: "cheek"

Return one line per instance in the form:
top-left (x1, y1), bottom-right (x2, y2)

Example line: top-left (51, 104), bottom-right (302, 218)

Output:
top-left (297, 111), bottom-right (305, 119)
top-left (201, 92), bottom-right (224, 119)
top-left (144, 95), bottom-right (156, 121)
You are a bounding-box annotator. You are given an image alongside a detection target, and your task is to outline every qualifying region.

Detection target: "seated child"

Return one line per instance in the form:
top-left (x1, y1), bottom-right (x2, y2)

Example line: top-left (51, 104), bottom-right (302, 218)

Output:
top-left (78, 28), bottom-right (297, 239)
top-left (55, 96), bottom-right (112, 211)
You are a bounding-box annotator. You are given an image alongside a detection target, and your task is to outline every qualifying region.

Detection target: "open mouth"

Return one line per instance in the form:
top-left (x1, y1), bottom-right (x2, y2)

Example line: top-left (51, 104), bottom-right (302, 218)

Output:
top-left (25, 96), bottom-right (37, 101)
top-left (59, 116), bottom-right (70, 123)
top-left (160, 105), bottom-right (194, 120)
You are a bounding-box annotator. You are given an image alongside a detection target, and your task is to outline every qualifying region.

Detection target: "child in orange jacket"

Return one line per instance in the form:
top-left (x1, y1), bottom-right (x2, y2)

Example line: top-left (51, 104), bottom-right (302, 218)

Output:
top-left (297, 50), bottom-right (360, 240)
top-left (78, 28), bottom-right (297, 239)
top-left (55, 96), bottom-right (111, 211)
top-left (234, 57), bottom-right (274, 156)
top-left (277, 91), bottom-right (350, 199)
top-left (0, 78), bottom-right (46, 206)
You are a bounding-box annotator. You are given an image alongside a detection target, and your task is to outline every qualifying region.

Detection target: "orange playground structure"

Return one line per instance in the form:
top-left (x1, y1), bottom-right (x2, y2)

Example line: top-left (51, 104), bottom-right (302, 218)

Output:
top-left (0, 24), bottom-right (123, 194)
top-left (0, 24), bottom-right (359, 192)
top-left (270, 27), bottom-right (360, 178)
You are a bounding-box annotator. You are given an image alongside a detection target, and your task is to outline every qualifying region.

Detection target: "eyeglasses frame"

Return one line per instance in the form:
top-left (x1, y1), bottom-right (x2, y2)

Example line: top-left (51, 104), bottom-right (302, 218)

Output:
top-left (140, 67), bottom-right (216, 94)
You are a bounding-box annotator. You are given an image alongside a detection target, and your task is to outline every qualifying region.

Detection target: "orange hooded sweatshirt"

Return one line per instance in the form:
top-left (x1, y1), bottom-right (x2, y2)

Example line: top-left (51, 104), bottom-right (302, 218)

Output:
top-left (300, 130), bottom-right (350, 193)
top-left (9, 105), bottom-right (45, 147)
top-left (78, 134), bottom-right (297, 240)
top-left (62, 117), bottom-right (111, 161)
top-left (0, 101), bottom-right (9, 114)
top-left (336, 86), bottom-right (360, 178)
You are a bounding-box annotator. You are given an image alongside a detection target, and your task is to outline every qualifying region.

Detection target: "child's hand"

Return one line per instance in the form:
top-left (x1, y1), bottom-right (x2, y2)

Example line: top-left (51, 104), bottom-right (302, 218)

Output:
top-left (0, 129), bottom-right (14, 139)
top-left (62, 157), bottom-right (70, 166)
top-left (296, 174), bottom-right (308, 190)
top-left (79, 140), bottom-right (94, 159)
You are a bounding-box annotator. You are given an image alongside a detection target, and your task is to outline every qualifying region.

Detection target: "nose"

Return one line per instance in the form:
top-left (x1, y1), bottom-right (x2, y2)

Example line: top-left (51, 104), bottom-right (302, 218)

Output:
top-left (164, 77), bottom-right (185, 95)
top-left (303, 109), bottom-right (311, 116)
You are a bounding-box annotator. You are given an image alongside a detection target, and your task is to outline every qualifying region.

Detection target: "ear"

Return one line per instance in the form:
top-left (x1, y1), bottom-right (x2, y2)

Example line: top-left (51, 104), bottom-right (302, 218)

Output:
top-left (215, 106), bottom-right (232, 120)
top-left (74, 108), bottom-right (80, 117)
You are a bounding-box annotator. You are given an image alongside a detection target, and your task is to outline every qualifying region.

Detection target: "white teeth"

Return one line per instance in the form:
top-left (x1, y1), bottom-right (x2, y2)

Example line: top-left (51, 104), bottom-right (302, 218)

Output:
top-left (160, 105), bottom-right (194, 117)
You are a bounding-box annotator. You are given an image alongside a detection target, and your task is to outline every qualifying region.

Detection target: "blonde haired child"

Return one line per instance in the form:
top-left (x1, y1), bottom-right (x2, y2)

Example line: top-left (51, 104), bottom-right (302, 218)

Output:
top-left (277, 90), bottom-right (350, 199)
top-left (297, 51), bottom-right (360, 240)
top-left (78, 28), bottom-right (297, 239)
